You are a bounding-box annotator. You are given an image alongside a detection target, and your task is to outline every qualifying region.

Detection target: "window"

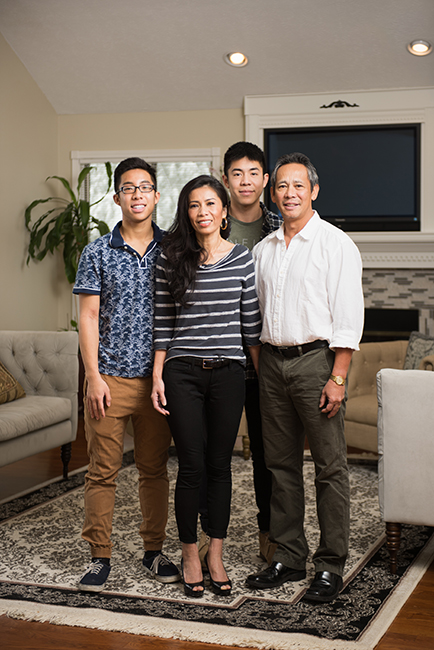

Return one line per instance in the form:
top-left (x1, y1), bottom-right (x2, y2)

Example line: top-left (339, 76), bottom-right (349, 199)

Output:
top-left (71, 148), bottom-right (221, 234)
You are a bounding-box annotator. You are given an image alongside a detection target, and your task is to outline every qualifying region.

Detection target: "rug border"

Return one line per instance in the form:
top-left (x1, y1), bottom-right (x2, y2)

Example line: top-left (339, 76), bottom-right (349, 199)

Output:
top-left (1, 533), bottom-right (433, 650)
top-left (0, 598), bottom-right (375, 650)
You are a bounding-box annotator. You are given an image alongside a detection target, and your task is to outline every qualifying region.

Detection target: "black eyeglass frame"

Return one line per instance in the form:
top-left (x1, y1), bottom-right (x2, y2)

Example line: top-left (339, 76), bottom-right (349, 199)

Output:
top-left (116, 183), bottom-right (156, 195)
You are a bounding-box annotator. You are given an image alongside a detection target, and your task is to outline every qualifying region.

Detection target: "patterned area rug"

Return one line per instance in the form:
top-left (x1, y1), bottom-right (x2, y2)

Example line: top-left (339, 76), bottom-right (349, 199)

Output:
top-left (0, 453), bottom-right (433, 650)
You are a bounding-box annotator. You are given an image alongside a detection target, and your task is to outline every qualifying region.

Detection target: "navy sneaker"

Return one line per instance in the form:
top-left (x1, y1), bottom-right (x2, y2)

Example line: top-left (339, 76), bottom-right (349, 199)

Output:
top-left (142, 551), bottom-right (181, 584)
top-left (78, 558), bottom-right (111, 592)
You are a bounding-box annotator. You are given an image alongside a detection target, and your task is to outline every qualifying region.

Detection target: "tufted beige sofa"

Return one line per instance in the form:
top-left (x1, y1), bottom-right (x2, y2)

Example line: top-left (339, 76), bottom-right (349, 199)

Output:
top-left (344, 339), bottom-right (434, 453)
top-left (0, 331), bottom-right (79, 477)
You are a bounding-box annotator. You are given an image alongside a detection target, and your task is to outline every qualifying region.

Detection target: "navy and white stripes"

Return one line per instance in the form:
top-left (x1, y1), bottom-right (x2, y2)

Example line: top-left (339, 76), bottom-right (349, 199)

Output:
top-left (154, 244), bottom-right (261, 365)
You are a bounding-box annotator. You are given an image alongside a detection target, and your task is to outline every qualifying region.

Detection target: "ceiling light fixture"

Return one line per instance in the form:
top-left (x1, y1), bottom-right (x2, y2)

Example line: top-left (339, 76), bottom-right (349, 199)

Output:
top-left (224, 52), bottom-right (248, 67)
top-left (407, 40), bottom-right (432, 56)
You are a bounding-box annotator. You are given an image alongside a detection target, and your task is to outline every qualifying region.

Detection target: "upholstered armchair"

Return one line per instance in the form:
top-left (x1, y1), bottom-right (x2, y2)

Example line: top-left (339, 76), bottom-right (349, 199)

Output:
top-left (345, 334), bottom-right (434, 453)
top-left (377, 368), bottom-right (434, 573)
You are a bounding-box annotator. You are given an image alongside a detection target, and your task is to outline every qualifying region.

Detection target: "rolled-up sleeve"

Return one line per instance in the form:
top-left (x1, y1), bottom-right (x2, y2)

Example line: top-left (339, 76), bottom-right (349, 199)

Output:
top-left (327, 240), bottom-right (364, 351)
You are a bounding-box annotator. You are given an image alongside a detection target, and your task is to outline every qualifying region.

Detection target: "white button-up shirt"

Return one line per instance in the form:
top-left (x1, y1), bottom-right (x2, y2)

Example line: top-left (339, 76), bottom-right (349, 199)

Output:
top-left (252, 212), bottom-right (364, 351)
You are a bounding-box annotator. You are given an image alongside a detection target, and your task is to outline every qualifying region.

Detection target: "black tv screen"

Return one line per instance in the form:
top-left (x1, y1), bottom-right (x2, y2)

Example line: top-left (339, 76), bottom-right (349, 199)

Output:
top-left (264, 124), bottom-right (420, 232)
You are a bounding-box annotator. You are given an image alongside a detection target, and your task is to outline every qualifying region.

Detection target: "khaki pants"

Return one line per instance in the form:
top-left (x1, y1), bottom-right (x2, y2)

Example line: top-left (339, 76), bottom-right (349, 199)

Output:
top-left (259, 345), bottom-right (350, 576)
top-left (82, 375), bottom-right (172, 558)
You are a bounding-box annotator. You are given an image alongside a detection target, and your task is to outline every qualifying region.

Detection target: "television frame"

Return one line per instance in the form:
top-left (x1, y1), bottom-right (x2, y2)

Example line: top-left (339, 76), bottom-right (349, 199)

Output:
top-left (263, 123), bottom-right (421, 233)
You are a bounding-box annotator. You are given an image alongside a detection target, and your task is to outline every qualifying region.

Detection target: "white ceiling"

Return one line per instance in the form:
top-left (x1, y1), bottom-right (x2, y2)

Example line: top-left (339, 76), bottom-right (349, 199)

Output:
top-left (0, 0), bottom-right (433, 115)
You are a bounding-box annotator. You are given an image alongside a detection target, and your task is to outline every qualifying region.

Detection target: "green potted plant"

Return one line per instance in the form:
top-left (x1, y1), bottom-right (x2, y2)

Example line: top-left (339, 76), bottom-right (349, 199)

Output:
top-left (25, 163), bottom-right (113, 284)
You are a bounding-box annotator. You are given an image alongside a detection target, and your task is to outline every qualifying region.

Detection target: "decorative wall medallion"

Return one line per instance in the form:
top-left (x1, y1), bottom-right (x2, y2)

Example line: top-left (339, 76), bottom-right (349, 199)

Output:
top-left (320, 100), bottom-right (360, 108)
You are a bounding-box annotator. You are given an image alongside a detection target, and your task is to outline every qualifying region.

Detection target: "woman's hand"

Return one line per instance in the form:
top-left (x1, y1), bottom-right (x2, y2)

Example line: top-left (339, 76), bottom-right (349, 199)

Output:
top-left (151, 378), bottom-right (170, 416)
top-left (151, 349), bottom-right (169, 415)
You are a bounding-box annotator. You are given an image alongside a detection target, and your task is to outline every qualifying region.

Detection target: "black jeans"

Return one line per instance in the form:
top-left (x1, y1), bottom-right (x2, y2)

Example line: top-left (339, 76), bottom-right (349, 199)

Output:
top-left (244, 377), bottom-right (273, 532)
top-left (163, 358), bottom-right (245, 543)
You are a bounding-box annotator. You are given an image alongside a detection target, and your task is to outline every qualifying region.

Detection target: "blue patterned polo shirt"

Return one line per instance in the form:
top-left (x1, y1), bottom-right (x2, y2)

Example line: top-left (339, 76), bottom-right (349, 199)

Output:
top-left (73, 221), bottom-right (164, 378)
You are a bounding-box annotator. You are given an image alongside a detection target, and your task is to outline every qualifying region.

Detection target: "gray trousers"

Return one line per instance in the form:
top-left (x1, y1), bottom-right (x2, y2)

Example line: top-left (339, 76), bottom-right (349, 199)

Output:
top-left (259, 344), bottom-right (350, 576)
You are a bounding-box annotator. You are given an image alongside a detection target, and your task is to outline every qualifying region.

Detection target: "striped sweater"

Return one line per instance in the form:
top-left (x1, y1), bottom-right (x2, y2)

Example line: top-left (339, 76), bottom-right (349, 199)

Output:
top-left (154, 244), bottom-right (261, 365)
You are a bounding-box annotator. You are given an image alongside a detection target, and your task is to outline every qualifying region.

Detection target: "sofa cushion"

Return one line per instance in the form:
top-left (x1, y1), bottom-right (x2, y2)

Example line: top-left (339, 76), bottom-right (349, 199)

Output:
top-left (403, 331), bottom-right (434, 369)
top-left (0, 395), bottom-right (72, 440)
top-left (345, 394), bottom-right (378, 427)
top-left (0, 361), bottom-right (25, 405)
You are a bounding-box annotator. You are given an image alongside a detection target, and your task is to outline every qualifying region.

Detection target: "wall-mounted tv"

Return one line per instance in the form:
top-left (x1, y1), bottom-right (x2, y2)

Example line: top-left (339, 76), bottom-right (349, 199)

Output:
top-left (264, 124), bottom-right (420, 232)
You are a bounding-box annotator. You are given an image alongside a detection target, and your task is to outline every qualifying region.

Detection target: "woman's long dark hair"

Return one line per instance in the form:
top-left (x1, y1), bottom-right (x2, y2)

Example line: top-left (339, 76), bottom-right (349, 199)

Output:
top-left (162, 175), bottom-right (229, 306)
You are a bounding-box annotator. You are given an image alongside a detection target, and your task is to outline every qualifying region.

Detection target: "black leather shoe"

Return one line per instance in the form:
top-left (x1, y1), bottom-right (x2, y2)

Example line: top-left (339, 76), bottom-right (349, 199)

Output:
top-left (303, 571), bottom-right (343, 603)
top-left (246, 561), bottom-right (306, 589)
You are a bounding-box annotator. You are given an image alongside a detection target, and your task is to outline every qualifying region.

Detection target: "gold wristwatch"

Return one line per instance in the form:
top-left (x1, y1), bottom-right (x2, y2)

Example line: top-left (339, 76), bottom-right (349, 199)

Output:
top-left (330, 374), bottom-right (346, 386)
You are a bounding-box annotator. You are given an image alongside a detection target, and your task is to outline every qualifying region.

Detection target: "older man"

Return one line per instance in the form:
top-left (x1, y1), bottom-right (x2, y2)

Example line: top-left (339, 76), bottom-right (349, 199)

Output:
top-left (246, 152), bottom-right (364, 603)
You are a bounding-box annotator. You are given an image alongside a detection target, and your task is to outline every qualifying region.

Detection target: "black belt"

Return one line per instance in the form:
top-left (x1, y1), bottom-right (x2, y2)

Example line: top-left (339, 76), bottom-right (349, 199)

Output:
top-left (265, 340), bottom-right (328, 359)
top-left (183, 357), bottom-right (232, 369)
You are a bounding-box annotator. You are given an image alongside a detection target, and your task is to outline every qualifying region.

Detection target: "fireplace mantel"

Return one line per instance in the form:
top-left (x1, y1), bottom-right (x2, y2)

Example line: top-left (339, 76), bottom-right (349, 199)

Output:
top-left (352, 232), bottom-right (434, 268)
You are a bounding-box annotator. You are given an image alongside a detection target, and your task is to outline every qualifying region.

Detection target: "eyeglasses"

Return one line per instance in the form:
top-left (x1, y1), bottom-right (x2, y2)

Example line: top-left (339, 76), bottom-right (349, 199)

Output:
top-left (117, 183), bottom-right (155, 195)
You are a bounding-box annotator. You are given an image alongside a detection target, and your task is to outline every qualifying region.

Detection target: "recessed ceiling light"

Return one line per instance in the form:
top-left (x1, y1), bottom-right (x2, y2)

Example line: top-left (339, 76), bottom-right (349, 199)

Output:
top-left (224, 52), bottom-right (248, 67)
top-left (407, 40), bottom-right (432, 56)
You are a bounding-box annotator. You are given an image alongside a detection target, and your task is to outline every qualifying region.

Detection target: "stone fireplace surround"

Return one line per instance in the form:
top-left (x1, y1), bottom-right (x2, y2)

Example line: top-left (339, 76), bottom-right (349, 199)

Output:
top-left (362, 268), bottom-right (434, 337)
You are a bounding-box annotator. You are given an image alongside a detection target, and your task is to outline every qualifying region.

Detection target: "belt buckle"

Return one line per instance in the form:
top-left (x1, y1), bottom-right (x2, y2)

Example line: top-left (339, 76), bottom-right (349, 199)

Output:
top-left (202, 359), bottom-right (213, 369)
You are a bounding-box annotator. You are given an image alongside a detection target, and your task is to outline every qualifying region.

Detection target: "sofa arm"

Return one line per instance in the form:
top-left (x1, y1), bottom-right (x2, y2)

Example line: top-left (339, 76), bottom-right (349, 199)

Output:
top-left (419, 354), bottom-right (434, 371)
top-left (377, 368), bottom-right (434, 526)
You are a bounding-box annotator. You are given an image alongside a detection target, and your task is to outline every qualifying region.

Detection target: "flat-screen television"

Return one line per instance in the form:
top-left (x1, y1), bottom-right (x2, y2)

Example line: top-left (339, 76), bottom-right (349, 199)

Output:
top-left (264, 124), bottom-right (420, 232)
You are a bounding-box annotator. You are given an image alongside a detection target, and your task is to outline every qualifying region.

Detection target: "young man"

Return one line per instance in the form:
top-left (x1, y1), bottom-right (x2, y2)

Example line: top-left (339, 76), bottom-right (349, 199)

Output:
top-left (223, 142), bottom-right (282, 563)
top-left (73, 157), bottom-right (180, 592)
top-left (247, 153), bottom-right (364, 603)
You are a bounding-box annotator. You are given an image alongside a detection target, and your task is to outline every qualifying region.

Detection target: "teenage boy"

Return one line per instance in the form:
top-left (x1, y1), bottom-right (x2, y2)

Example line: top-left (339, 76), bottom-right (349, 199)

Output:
top-left (73, 157), bottom-right (180, 592)
top-left (224, 142), bottom-right (282, 563)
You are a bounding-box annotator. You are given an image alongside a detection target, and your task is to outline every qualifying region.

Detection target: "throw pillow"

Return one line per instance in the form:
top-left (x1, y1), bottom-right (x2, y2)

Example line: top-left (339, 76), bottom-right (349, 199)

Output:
top-left (0, 361), bottom-right (26, 405)
top-left (403, 331), bottom-right (434, 369)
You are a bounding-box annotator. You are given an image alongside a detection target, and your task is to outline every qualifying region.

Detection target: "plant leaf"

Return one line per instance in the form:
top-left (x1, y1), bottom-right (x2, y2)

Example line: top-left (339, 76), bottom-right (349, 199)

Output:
top-left (77, 165), bottom-right (93, 194)
top-left (47, 175), bottom-right (77, 205)
top-left (80, 200), bottom-right (90, 228)
top-left (91, 161), bottom-right (113, 207)
top-left (25, 197), bottom-right (66, 228)
top-left (95, 219), bottom-right (111, 236)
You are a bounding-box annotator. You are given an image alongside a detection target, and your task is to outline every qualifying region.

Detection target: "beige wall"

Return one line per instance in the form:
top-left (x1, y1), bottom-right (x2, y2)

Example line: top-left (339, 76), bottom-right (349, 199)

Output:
top-left (57, 108), bottom-right (244, 178)
top-left (0, 34), bottom-right (60, 331)
top-left (0, 32), bottom-right (244, 330)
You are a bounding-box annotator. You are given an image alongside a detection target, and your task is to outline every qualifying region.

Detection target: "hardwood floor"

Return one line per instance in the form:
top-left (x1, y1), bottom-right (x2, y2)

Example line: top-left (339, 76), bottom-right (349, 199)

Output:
top-left (1, 420), bottom-right (433, 650)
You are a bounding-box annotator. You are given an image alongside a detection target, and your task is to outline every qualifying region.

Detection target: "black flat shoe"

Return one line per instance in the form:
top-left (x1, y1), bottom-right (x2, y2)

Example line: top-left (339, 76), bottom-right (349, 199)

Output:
top-left (180, 558), bottom-right (204, 598)
top-left (204, 553), bottom-right (232, 597)
top-left (246, 561), bottom-right (306, 589)
top-left (303, 571), bottom-right (343, 603)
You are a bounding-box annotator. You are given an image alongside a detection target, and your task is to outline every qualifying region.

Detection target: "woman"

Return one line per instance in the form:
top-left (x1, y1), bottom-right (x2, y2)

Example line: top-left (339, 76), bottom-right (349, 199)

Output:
top-left (151, 175), bottom-right (261, 598)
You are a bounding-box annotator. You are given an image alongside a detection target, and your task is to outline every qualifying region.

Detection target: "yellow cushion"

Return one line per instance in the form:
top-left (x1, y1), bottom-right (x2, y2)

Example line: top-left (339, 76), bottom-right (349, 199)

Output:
top-left (0, 361), bottom-right (26, 405)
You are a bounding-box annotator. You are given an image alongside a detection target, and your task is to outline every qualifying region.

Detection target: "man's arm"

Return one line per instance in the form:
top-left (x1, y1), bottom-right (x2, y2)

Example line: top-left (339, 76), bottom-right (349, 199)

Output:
top-left (79, 293), bottom-right (111, 420)
top-left (248, 344), bottom-right (261, 376)
top-left (319, 347), bottom-right (353, 419)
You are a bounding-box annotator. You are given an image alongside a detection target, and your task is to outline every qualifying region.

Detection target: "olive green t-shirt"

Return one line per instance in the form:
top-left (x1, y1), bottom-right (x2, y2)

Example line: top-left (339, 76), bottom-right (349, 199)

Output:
top-left (228, 214), bottom-right (264, 251)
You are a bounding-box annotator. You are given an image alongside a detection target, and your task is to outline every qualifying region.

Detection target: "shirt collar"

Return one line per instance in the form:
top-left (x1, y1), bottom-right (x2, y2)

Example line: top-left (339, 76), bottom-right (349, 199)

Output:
top-left (110, 220), bottom-right (164, 249)
top-left (273, 211), bottom-right (320, 242)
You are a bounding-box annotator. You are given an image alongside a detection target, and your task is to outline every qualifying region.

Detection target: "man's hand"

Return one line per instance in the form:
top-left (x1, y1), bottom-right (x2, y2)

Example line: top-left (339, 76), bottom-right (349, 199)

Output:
top-left (319, 379), bottom-right (345, 419)
top-left (86, 375), bottom-right (112, 420)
